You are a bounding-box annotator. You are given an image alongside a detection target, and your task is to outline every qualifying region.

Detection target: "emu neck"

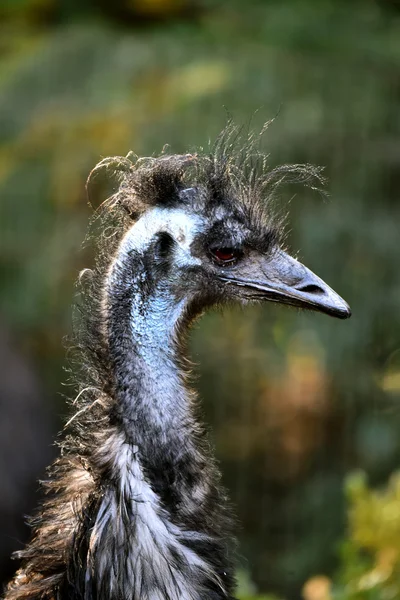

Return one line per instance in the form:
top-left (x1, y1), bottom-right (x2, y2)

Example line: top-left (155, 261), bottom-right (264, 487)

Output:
top-left (90, 219), bottom-right (235, 600)
top-left (107, 262), bottom-right (191, 453)
top-left (104, 221), bottom-right (208, 518)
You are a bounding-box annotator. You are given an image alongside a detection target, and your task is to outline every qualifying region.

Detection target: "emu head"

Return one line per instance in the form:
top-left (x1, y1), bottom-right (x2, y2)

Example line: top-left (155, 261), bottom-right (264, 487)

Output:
top-left (91, 150), bottom-right (351, 323)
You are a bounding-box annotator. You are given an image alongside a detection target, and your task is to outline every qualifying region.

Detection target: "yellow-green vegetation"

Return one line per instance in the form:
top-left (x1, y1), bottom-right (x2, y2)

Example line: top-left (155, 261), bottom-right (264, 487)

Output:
top-left (307, 472), bottom-right (400, 600)
top-left (299, 473), bottom-right (400, 600)
top-left (237, 473), bottom-right (400, 600)
top-left (329, 472), bottom-right (400, 600)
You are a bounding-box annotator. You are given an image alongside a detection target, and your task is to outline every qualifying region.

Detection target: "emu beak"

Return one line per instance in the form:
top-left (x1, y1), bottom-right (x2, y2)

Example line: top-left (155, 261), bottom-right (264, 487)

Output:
top-left (220, 249), bottom-right (351, 319)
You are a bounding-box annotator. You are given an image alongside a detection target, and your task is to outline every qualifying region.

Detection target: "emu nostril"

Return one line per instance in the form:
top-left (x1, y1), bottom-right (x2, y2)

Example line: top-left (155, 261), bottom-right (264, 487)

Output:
top-left (298, 284), bottom-right (324, 295)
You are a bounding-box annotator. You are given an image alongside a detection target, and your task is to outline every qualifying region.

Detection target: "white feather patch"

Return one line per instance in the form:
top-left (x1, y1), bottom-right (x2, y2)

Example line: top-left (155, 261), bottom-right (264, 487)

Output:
top-left (88, 431), bottom-right (221, 600)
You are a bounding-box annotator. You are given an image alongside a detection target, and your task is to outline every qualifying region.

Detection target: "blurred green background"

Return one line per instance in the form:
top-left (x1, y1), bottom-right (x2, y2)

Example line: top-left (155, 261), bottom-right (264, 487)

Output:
top-left (1, 0), bottom-right (400, 599)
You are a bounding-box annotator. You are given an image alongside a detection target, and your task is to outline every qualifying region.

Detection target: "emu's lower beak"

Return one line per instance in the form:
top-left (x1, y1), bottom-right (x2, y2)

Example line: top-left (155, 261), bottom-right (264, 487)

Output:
top-left (220, 249), bottom-right (351, 319)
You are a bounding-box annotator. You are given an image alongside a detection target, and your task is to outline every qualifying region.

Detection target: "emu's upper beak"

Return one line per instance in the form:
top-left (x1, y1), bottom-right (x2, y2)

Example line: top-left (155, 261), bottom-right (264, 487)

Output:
top-left (220, 249), bottom-right (351, 319)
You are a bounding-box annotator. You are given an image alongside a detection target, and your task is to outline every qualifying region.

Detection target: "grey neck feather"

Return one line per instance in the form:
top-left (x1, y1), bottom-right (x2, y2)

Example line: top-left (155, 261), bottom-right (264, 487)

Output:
top-left (106, 243), bottom-right (194, 451)
top-left (86, 211), bottom-right (235, 600)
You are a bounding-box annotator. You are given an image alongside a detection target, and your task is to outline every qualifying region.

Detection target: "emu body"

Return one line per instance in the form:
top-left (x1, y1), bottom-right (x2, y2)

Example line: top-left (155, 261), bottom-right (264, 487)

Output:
top-left (5, 142), bottom-right (350, 600)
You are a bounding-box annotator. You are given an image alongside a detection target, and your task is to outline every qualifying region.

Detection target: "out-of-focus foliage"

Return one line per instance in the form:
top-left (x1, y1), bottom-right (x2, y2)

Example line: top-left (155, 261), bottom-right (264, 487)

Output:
top-left (1, 0), bottom-right (400, 597)
top-left (305, 472), bottom-right (400, 600)
top-left (239, 472), bottom-right (400, 599)
top-left (332, 472), bottom-right (400, 600)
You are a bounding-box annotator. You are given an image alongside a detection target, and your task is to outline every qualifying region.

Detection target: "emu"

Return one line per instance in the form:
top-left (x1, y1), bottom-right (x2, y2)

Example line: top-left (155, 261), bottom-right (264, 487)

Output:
top-left (5, 134), bottom-right (351, 600)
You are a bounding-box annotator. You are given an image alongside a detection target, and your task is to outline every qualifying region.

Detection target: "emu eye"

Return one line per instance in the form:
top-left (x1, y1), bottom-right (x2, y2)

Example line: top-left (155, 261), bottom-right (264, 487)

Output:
top-left (210, 247), bottom-right (241, 265)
